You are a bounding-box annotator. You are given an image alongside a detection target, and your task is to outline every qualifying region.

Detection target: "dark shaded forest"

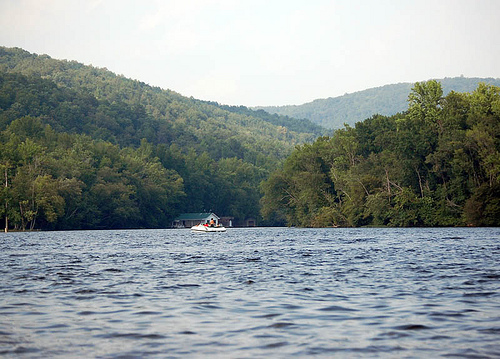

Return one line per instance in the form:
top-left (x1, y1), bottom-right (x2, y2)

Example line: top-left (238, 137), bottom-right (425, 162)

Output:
top-left (261, 80), bottom-right (500, 227)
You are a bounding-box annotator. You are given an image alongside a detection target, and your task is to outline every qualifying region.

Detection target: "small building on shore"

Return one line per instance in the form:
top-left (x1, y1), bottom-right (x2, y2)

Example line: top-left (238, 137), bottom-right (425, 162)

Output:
top-left (219, 216), bottom-right (234, 228)
top-left (173, 213), bottom-right (220, 228)
top-left (245, 218), bottom-right (256, 227)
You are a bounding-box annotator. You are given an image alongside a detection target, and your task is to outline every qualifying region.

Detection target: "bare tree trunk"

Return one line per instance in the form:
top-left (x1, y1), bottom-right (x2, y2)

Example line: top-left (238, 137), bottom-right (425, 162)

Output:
top-left (385, 168), bottom-right (391, 204)
top-left (415, 166), bottom-right (424, 198)
top-left (19, 202), bottom-right (26, 231)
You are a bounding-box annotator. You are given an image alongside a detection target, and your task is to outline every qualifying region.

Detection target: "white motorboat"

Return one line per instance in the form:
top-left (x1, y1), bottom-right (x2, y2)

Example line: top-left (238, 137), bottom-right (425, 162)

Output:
top-left (191, 224), bottom-right (227, 233)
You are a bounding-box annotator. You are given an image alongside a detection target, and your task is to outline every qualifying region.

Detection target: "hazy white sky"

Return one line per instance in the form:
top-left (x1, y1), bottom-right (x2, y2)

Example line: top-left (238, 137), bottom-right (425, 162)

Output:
top-left (1, 0), bottom-right (499, 106)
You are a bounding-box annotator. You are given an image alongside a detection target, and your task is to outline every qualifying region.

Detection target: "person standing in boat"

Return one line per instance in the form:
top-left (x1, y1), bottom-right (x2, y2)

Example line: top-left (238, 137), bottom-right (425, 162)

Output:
top-left (210, 218), bottom-right (215, 227)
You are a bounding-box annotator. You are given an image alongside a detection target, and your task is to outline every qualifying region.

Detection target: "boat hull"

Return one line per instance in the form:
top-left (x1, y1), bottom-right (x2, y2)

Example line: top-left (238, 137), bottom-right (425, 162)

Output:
top-left (190, 224), bottom-right (227, 232)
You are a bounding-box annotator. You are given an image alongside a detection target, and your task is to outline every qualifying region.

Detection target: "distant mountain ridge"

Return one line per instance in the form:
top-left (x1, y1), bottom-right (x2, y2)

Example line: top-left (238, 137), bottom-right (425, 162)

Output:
top-left (256, 77), bottom-right (500, 129)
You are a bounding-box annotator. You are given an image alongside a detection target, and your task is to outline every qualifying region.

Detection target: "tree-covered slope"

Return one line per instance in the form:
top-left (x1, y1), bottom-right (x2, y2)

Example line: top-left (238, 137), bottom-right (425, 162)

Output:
top-left (0, 46), bottom-right (326, 230)
top-left (261, 81), bottom-right (500, 227)
top-left (257, 77), bottom-right (500, 129)
top-left (0, 47), bottom-right (326, 153)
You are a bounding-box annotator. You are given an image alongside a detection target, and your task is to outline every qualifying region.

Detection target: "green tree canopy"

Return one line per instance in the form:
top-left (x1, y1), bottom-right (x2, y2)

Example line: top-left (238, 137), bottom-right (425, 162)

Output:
top-left (261, 81), bottom-right (500, 227)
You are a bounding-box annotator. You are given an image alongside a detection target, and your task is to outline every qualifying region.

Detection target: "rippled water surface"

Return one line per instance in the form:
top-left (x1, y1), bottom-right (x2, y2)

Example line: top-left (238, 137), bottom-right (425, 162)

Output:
top-left (1, 227), bottom-right (500, 358)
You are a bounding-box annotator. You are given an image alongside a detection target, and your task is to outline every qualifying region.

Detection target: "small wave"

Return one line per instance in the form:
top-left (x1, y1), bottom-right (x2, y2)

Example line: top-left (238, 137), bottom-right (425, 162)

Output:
top-left (179, 330), bottom-right (197, 335)
top-left (159, 284), bottom-right (201, 290)
top-left (318, 305), bottom-right (358, 312)
top-left (194, 303), bottom-right (221, 310)
top-left (10, 302), bottom-right (37, 307)
top-left (463, 292), bottom-right (496, 297)
top-left (74, 289), bottom-right (98, 294)
top-left (105, 293), bottom-right (143, 299)
top-left (267, 322), bottom-right (295, 329)
top-left (478, 327), bottom-right (500, 334)
top-left (428, 311), bottom-right (465, 319)
top-left (482, 273), bottom-right (500, 280)
top-left (260, 341), bottom-right (289, 349)
top-left (393, 324), bottom-right (432, 330)
top-left (4, 346), bottom-right (41, 355)
top-left (255, 313), bottom-right (281, 319)
top-left (373, 331), bottom-right (411, 340)
top-left (77, 311), bottom-right (96, 316)
top-left (306, 344), bottom-right (406, 355)
top-left (38, 323), bottom-right (70, 329)
top-left (133, 311), bottom-right (162, 315)
top-left (95, 332), bottom-right (166, 340)
top-left (428, 335), bottom-right (452, 340)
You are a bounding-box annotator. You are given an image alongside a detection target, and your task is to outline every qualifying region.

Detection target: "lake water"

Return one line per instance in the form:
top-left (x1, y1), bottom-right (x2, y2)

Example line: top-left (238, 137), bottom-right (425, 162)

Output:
top-left (1, 227), bottom-right (499, 358)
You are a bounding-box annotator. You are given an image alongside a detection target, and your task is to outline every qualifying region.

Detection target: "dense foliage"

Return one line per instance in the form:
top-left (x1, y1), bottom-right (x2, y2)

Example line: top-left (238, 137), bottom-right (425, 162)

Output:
top-left (261, 81), bottom-right (500, 227)
top-left (2, 46), bottom-right (499, 230)
top-left (0, 47), bottom-right (324, 230)
top-left (258, 77), bottom-right (500, 129)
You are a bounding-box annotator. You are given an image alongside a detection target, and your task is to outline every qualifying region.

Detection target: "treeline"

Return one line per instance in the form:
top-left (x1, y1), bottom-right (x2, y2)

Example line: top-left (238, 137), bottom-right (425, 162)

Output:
top-left (0, 117), bottom-right (268, 230)
top-left (1, 120), bottom-right (184, 230)
top-left (261, 81), bottom-right (500, 227)
top-left (0, 47), bottom-right (323, 230)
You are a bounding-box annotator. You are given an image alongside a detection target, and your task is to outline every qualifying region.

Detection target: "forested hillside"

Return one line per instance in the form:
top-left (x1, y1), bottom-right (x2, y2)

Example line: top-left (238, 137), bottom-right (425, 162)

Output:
top-left (0, 46), bottom-right (324, 230)
top-left (257, 77), bottom-right (500, 129)
top-left (2, 47), bottom-right (498, 230)
top-left (261, 80), bottom-right (500, 227)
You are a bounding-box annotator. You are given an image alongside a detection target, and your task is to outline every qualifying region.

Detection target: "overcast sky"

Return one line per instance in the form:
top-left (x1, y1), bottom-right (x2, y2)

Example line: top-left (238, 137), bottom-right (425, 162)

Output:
top-left (1, 0), bottom-right (499, 106)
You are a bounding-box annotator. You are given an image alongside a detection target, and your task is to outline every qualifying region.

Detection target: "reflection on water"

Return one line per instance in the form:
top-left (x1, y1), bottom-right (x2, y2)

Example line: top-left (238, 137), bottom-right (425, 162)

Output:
top-left (1, 227), bottom-right (499, 358)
